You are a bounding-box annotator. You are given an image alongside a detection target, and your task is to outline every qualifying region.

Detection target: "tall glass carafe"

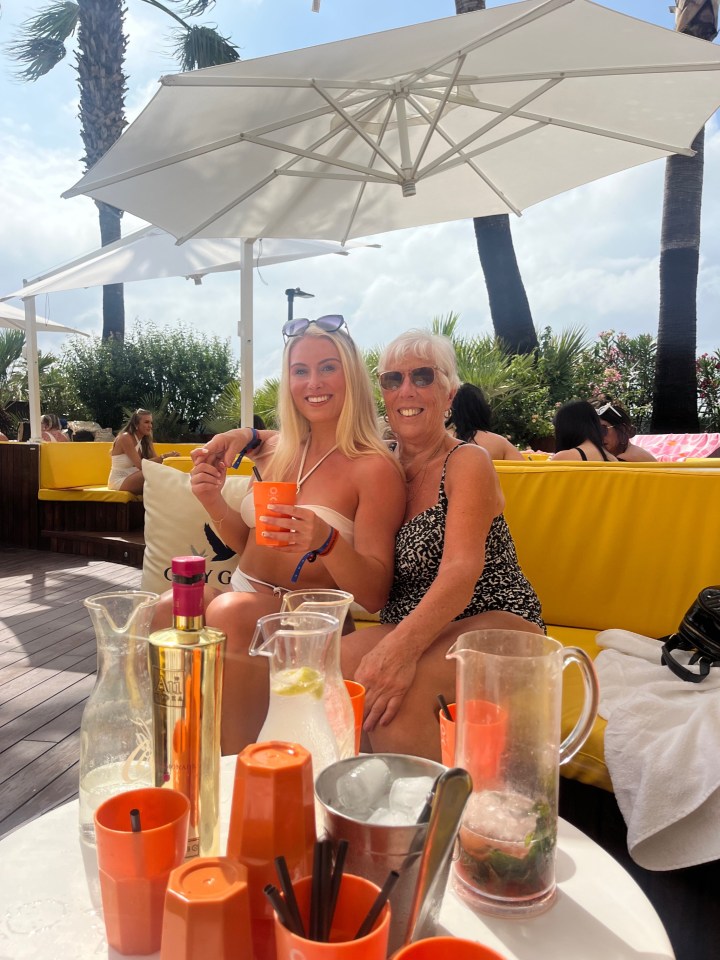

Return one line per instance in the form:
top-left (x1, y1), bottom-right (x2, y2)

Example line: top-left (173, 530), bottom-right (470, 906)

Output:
top-left (280, 589), bottom-right (355, 759)
top-left (250, 611), bottom-right (342, 780)
top-left (447, 629), bottom-right (599, 918)
top-left (79, 591), bottom-right (159, 847)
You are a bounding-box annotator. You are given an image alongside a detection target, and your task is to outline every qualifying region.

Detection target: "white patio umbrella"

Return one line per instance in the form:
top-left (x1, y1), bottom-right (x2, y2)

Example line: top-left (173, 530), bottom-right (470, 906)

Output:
top-left (0, 304), bottom-right (89, 441)
top-left (1, 228), bottom-right (372, 435)
top-left (64, 0), bottom-right (720, 246)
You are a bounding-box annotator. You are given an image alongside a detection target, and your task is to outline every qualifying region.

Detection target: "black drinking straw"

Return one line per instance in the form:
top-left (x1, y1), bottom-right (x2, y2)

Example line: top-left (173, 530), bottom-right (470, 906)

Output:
top-left (309, 840), bottom-right (324, 941)
top-left (320, 840), bottom-right (334, 941)
top-left (274, 856), bottom-right (305, 940)
top-left (326, 838), bottom-right (348, 937)
top-left (437, 693), bottom-right (453, 720)
top-left (252, 464), bottom-right (263, 482)
top-left (263, 884), bottom-right (299, 935)
top-left (129, 809), bottom-right (142, 833)
top-left (354, 870), bottom-right (399, 940)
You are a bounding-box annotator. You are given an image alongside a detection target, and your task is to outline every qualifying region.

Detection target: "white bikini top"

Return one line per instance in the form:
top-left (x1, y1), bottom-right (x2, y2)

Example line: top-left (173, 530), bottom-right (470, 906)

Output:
top-left (239, 491), bottom-right (355, 547)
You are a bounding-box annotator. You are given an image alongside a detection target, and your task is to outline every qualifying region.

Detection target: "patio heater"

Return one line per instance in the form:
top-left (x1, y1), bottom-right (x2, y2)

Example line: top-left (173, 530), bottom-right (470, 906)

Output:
top-left (285, 287), bottom-right (314, 323)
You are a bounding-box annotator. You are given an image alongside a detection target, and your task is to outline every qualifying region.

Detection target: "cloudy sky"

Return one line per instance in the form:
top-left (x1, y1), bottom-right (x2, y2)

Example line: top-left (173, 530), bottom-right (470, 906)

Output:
top-left (1, 0), bottom-right (719, 386)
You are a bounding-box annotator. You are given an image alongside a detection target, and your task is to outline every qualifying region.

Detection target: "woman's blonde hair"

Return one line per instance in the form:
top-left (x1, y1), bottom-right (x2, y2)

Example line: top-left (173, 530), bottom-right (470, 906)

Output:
top-left (269, 326), bottom-right (398, 481)
top-left (120, 408), bottom-right (153, 458)
top-left (378, 329), bottom-right (461, 395)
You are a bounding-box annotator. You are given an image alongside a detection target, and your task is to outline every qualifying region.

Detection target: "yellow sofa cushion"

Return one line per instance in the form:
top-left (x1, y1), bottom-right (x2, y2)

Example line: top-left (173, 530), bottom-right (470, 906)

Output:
top-left (38, 485), bottom-right (139, 503)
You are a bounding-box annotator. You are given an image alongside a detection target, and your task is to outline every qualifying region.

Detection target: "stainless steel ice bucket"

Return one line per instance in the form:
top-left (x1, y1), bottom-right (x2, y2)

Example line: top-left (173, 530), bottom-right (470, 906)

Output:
top-left (315, 753), bottom-right (445, 954)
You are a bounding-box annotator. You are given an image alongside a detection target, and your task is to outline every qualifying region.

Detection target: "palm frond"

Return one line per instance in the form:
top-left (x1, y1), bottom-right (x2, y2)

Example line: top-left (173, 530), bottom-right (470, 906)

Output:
top-left (431, 312), bottom-right (460, 340)
top-left (0, 330), bottom-right (25, 378)
top-left (8, 1), bottom-right (78, 80)
top-left (171, 24), bottom-right (240, 70)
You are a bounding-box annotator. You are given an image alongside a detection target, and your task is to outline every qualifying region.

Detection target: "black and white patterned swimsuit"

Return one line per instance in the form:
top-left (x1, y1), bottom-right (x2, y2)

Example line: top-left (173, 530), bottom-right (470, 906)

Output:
top-left (381, 445), bottom-right (544, 629)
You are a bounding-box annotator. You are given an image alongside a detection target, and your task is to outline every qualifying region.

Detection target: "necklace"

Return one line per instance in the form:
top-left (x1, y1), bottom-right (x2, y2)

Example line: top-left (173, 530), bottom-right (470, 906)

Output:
top-left (296, 437), bottom-right (339, 494)
top-left (403, 437), bottom-right (447, 485)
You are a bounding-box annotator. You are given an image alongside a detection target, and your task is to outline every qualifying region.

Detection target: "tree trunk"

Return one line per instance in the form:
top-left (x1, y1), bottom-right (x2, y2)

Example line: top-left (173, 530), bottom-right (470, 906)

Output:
top-left (77, 0), bottom-right (128, 340)
top-left (454, 0), bottom-right (537, 354)
top-left (652, 0), bottom-right (718, 431)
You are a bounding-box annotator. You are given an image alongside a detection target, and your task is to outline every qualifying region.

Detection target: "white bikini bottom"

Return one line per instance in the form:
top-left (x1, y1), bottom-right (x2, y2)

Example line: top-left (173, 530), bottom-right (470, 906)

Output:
top-left (230, 567), bottom-right (288, 597)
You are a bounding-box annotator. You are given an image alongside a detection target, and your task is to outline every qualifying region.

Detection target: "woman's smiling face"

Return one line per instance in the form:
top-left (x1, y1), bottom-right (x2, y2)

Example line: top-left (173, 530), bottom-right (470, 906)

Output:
top-left (381, 357), bottom-right (450, 440)
top-left (288, 335), bottom-right (347, 423)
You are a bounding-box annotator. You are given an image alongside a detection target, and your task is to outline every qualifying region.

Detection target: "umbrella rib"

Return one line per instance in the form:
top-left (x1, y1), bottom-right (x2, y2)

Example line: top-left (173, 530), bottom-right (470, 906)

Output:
top-left (409, 54), bottom-right (466, 179)
top-left (243, 88), bottom-right (390, 141)
top-left (403, 0), bottom-right (574, 87)
top-left (161, 74), bottom-right (398, 92)
top-left (406, 92), bottom-right (523, 216)
top-left (411, 61), bottom-right (720, 87)
top-left (417, 78), bottom-right (561, 180)
top-left (244, 133), bottom-right (398, 181)
top-left (311, 82), bottom-right (402, 177)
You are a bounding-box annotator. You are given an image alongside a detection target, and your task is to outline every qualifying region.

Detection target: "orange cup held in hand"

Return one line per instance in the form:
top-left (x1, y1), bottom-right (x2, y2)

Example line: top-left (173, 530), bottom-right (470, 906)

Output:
top-left (273, 874), bottom-right (391, 960)
top-left (343, 680), bottom-right (365, 755)
top-left (253, 481), bottom-right (296, 547)
top-left (94, 787), bottom-right (190, 956)
top-left (161, 856), bottom-right (252, 960)
top-left (227, 742), bottom-right (316, 960)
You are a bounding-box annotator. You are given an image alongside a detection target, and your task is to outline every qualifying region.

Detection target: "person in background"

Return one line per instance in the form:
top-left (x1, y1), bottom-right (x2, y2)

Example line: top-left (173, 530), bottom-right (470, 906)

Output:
top-left (593, 398), bottom-right (657, 462)
top-left (73, 429), bottom-right (96, 442)
top-left (341, 330), bottom-right (543, 758)
top-left (41, 414), bottom-right (69, 443)
top-left (0, 431), bottom-right (8, 442)
top-left (446, 382), bottom-right (524, 460)
top-left (108, 408), bottom-right (178, 494)
top-left (552, 400), bottom-right (618, 462)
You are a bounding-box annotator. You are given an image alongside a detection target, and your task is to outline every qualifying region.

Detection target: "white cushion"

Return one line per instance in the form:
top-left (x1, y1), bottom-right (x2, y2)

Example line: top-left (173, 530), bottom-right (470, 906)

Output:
top-left (141, 459), bottom-right (250, 594)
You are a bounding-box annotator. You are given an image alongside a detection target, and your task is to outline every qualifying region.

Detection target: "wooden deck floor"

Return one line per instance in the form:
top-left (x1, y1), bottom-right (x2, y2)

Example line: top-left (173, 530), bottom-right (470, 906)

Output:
top-left (0, 546), bottom-right (141, 838)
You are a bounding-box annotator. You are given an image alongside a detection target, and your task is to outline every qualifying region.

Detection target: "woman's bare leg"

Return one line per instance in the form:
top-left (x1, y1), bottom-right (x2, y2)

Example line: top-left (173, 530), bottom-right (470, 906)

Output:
top-left (342, 612), bottom-right (542, 760)
top-left (120, 470), bottom-right (145, 495)
top-left (205, 591), bottom-right (283, 755)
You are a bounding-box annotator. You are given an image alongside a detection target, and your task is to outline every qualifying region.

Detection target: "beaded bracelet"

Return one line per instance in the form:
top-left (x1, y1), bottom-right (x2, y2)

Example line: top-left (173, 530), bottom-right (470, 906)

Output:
top-left (291, 526), bottom-right (339, 583)
top-left (231, 427), bottom-right (262, 469)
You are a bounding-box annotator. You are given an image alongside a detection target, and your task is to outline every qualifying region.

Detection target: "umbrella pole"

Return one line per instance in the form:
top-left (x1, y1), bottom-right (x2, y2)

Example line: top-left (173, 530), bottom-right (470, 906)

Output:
top-left (239, 239), bottom-right (254, 429)
top-left (23, 292), bottom-right (43, 442)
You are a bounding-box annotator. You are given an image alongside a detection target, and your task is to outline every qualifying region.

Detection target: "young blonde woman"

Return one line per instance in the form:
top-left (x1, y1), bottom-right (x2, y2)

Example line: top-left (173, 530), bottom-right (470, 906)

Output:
top-left (108, 409), bottom-right (178, 494)
top-left (186, 316), bottom-right (406, 754)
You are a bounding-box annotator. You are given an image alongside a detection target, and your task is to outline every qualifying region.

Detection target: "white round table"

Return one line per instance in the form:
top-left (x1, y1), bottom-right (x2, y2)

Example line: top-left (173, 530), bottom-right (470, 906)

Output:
top-left (0, 758), bottom-right (674, 960)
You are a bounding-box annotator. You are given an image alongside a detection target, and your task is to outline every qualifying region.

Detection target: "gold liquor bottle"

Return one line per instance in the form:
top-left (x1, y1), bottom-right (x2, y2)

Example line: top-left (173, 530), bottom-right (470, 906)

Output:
top-left (148, 556), bottom-right (225, 858)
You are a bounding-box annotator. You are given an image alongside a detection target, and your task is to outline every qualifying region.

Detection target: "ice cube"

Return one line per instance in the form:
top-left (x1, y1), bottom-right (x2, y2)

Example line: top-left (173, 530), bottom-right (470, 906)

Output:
top-left (366, 807), bottom-right (413, 826)
top-left (388, 776), bottom-right (434, 820)
top-left (335, 758), bottom-right (390, 817)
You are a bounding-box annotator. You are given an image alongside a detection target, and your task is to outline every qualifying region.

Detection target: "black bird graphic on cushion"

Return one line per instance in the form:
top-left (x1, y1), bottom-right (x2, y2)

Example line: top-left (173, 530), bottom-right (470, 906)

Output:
top-left (203, 523), bottom-right (237, 562)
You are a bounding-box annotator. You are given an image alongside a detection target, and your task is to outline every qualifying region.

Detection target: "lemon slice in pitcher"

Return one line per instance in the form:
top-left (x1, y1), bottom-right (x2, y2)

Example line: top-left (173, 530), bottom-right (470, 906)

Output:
top-left (272, 666), bottom-right (324, 699)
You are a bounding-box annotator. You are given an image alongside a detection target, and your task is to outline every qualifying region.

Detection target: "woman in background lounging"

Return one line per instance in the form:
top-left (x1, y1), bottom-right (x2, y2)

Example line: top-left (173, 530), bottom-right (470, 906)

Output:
top-left (594, 398), bottom-right (656, 462)
top-left (186, 316), bottom-right (406, 754)
top-left (552, 400), bottom-right (618, 462)
top-left (447, 382), bottom-right (524, 460)
top-left (41, 414), bottom-right (69, 443)
top-left (108, 408), bottom-right (178, 493)
top-left (341, 330), bottom-right (543, 759)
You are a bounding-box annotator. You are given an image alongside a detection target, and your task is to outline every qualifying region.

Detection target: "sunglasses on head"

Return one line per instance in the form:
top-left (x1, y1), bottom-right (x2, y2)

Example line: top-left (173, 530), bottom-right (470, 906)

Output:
top-left (282, 314), bottom-right (347, 341)
top-left (378, 367), bottom-right (439, 391)
top-left (595, 402), bottom-right (622, 421)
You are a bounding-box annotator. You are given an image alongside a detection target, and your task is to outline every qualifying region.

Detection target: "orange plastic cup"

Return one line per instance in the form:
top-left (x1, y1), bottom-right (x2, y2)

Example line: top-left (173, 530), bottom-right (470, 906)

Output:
top-left (94, 787), bottom-right (190, 956)
top-left (392, 937), bottom-right (508, 959)
top-left (227, 742), bottom-right (317, 960)
top-left (274, 874), bottom-right (390, 960)
top-left (438, 701), bottom-right (457, 767)
top-left (253, 481), bottom-right (296, 546)
top-left (161, 856), bottom-right (252, 960)
top-left (444, 700), bottom-right (507, 786)
top-left (343, 680), bottom-right (365, 755)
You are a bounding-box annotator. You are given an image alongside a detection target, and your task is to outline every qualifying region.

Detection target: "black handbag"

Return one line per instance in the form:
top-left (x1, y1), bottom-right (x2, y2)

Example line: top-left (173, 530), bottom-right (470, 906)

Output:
top-left (660, 586), bottom-right (720, 683)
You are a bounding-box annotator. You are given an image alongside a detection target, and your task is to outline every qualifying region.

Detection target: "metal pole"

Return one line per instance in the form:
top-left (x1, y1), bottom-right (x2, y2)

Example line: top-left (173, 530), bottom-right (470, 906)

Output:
top-left (239, 240), bottom-right (254, 429)
top-left (23, 291), bottom-right (42, 442)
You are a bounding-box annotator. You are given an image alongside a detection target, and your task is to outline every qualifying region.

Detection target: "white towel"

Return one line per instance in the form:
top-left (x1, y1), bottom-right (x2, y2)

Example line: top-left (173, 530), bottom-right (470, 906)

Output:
top-left (595, 628), bottom-right (720, 871)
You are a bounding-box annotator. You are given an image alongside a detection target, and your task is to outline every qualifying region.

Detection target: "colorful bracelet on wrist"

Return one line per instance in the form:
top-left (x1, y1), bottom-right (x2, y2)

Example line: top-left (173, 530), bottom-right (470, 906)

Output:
top-left (231, 427), bottom-right (262, 469)
top-left (290, 526), bottom-right (339, 583)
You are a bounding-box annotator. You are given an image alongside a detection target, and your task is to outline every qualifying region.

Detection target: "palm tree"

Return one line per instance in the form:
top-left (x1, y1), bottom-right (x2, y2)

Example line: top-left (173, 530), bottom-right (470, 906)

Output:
top-left (652, 0), bottom-right (718, 432)
top-left (8, 1), bottom-right (239, 341)
top-left (454, 0), bottom-right (538, 355)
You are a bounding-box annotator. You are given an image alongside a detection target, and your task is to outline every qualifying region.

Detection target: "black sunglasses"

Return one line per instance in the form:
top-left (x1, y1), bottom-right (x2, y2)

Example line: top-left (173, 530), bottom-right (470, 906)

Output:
top-left (378, 367), bottom-right (439, 391)
top-left (282, 314), bottom-right (348, 341)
